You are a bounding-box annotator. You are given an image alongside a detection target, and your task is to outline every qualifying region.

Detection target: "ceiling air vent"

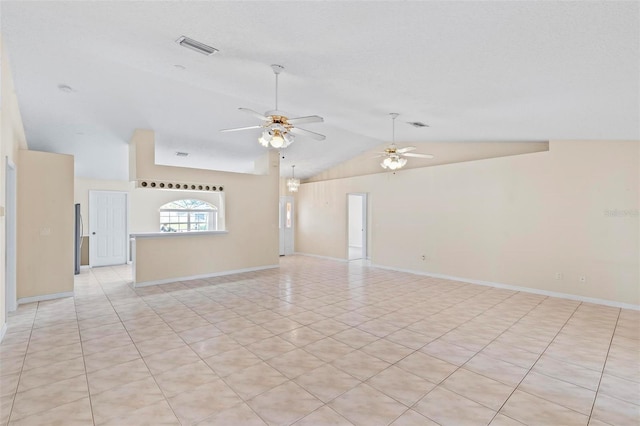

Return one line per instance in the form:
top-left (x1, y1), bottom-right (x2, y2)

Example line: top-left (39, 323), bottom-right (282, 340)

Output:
top-left (175, 152), bottom-right (189, 157)
top-left (408, 121), bottom-right (429, 128)
top-left (175, 36), bottom-right (218, 56)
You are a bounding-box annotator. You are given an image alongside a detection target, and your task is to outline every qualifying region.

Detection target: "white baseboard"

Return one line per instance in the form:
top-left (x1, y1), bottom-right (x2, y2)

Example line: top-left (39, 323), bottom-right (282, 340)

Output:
top-left (80, 265), bottom-right (90, 270)
top-left (371, 263), bottom-right (640, 311)
top-left (0, 323), bottom-right (7, 343)
top-left (294, 252), bottom-right (348, 263)
top-left (134, 264), bottom-right (280, 288)
top-left (18, 291), bottom-right (75, 305)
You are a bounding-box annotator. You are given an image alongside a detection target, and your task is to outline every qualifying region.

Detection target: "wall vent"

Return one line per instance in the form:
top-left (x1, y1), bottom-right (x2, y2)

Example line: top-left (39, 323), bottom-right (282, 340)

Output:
top-left (175, 152), bottom-right (189, 157)
top-left (137, 180), bottom-right (223, 192)
top-left (175, 36), bottom-right (218, 56)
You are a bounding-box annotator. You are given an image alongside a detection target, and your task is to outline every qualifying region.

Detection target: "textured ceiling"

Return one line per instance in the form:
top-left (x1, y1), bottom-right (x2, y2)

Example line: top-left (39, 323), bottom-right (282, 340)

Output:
top-left (1, 1), bottom-right (638, 180)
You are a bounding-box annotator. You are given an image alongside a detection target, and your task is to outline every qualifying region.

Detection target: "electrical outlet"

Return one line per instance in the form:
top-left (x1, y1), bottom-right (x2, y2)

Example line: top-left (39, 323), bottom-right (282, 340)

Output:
top-left (555, 272), bottom-right (563, 280)
top-left (578, 276), bottom-right (587, 283)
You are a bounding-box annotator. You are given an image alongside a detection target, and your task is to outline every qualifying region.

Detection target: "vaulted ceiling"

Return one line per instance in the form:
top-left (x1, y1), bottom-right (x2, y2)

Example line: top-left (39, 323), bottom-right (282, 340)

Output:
top-left (2, 1), bottom-right (638, 180)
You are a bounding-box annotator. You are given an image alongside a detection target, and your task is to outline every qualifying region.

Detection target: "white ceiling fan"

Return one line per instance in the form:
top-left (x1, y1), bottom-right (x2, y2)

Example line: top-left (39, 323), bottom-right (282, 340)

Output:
top-left (220, 64), bottom-right (325, 149)
top-left (375, 113), bottom-right (434, 170)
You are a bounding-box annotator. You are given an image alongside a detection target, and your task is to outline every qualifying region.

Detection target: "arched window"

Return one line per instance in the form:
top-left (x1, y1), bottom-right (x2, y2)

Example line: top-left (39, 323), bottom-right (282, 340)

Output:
top-left (159, 199), bottom-right (217, 232)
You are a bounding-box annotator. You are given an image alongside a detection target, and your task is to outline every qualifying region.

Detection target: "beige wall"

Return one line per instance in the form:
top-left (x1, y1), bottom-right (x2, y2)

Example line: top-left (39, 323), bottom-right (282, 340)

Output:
top-left (130, 130), bottom-right (280, 284)
top-left (297, 140), bottom-right (639, 306)
top-left (0, 37), bottom-right (29, 334)
top-left (17, 150), bottom-right (74, 299)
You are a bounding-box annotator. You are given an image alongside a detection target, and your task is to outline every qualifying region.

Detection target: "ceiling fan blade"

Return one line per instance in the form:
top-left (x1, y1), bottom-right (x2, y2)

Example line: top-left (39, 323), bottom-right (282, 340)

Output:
top-left (238, 108), bottom-right (269, 121)
top-left (290, 127), bottom-right (326, 141)
top-left (220, 125), bottom-right (264, 133)
top-left (397, 146), bottom-right (417, 154)
top-left (403, 153), bottom-right (434, 159)
top-left (287, 115), bottom-right (324, 125)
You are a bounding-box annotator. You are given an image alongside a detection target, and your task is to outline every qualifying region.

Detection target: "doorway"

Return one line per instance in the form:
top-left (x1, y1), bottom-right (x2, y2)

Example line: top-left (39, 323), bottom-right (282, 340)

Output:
top-left (5, 158), bottom-right (17, 313)
top-left (89, 191), bottom-right (128, 267)
top-left (279, 196), bottom-right (294, 256)
top-left (348, 193), bottom-right (367, 260)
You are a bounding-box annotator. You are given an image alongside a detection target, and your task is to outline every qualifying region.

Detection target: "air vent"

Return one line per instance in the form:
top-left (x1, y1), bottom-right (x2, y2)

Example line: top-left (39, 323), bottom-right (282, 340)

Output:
top-left (175, 36), bottom-right (218, 56)
top-left (408, 121), bottom-right (429, 128)
top-left (176, 152), bottom-right (189, 157)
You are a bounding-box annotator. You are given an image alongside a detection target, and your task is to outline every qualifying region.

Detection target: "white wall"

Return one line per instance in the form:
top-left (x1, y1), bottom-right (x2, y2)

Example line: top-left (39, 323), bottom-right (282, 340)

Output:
top-left (297, 140), bottom-right (639, 306)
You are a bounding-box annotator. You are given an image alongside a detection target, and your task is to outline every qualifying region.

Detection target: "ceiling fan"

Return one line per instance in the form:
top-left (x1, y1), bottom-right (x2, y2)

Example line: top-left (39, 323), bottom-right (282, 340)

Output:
top-left (375, 113), bottom-right (434, 170)
top-left (220, 64), bottom-right (326, 149)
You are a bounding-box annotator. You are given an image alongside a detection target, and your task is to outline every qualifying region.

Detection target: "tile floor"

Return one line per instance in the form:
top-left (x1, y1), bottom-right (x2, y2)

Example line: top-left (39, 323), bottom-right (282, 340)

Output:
top-left (0, 256), bottom-right (638, 425)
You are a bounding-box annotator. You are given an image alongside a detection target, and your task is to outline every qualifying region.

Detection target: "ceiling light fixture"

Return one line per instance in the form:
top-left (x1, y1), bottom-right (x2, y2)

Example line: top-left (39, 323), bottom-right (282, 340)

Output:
top-left (287, 165), bottom-right (300, 192)
top-left (175, 36), bottom-right (218, 56)
top-left (380, 113), bottom-right (408, 171)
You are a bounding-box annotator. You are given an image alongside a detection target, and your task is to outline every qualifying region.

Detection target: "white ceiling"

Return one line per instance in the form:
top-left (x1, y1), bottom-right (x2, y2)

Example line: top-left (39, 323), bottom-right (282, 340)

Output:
top-left (1, 1), bottom-right (638, 180)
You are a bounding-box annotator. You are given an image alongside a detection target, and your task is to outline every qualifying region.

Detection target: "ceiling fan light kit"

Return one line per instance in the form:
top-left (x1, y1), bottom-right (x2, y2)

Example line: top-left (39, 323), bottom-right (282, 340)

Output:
top-left (378, 113), bottom-right (434, 171)
top-left (221, 64), bottom-right (325, 150)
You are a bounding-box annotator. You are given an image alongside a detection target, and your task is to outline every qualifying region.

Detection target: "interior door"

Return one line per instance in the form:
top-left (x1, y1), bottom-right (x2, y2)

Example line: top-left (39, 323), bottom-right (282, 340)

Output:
top-left (348, 193), bottom-right (367, 260)
top-left (279, 196), bottom-right (294, 255)
top-left (89, 191), bottom-right (127, 266)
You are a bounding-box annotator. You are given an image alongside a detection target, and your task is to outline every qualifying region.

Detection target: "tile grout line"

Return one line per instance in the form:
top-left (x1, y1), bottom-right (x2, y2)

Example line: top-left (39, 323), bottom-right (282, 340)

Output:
top-left (586, 307), bottom-right (622, 424)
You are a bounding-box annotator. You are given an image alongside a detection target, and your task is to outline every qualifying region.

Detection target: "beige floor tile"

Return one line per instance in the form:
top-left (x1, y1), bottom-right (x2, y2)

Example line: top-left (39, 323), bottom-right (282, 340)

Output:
top-left (442, 368), bottom-right (514, 411)
top-left (329, 383), bottom-right (408, 425)
top-left (81, 331), bottom-right (134, 355)
top-left (332, 328), bottom-right (380, 349)
top-left (304, 337), bottom-right (355, 362)
top-left (464, 353), bottom-right (529, 386)
top-left (190, 334), bottom-right (242, 358)
top-left (0, 354), bottom-right (25, 377)
top-left (361, 339), bottom-right (414, 364)
top-left (396, 351), bottom-right (458, 383)
top-left (196, 402), bottom-right (267, 425)
top-left (224, 362), bottom-right (288, 400)
top-left (228, 325), bottom-right (274, 345)
top-left (518, 371), bottom-right (596, 415)
top-left (91, 376), bottom-right (165, 424)
top-left (390, 409), bottom-right (439, 425)
top-left (0, 372), bottom-right (20, 397)
top-left (246, 336), bottom-right (297, 360)
top-left (168, 379), bottom-right (244, 425)
top-left (598, 373), bottom-right (640, 405)
top-left (367, 365), bottom-right (436, 406)
top-left (532, 354), bottom-right (602, 391)
top-left (248, 381), bottom-right (323, 425)
top-left (421, 339), bottom-right (478, 366)
top-left (279, 326), bottom-right (326, 347)
top-left (294, 364), bottom-right (361, 402)
top-left (87, 358), bottom-right (151, 395)
top-left (17, 356), bottom-right (86, 393)
top-left (500, 390), bottom-right (588, 426)
top-left (8, 396), bottom-right (93, 426)
top-left (489, 414), bottom-right (526, 425)
top-left (414, 386), bottom-right (496, 426)
top-left (332, 350), bottom-right (390, 381)
top-left (480, 341), bottom-right (540, 369)
top-left (10, 375), bottom-right (89, 421)
top-left (154, 360), bottom-right (219, 397)
top-left (204, 347), bottom-right (263, 377)
top-left (591, 393), bottom-right (640, 426)
top-left (143, 345), bottom-right (201, 375)
top-left (266, 348), bottom-right (325, 379)
top-left (100, 399), bottom-right (180, 426)
top-left (294, 405), bottom-right (354, 425)
top-left (1, 393), bottom-right (15, 425)
top-left (134, 333), bottom-right (187, 357)
top-left (84, 342), bottom-right (141, 373)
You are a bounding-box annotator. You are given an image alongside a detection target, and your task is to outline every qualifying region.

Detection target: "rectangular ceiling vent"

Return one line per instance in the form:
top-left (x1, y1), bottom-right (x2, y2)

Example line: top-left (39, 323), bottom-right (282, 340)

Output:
top-left (175, 36), bottom-right (218, 56)
top-left (175, 152), bottom-right (189, 157)
top-left (408, 121), bottom-right (429, 128)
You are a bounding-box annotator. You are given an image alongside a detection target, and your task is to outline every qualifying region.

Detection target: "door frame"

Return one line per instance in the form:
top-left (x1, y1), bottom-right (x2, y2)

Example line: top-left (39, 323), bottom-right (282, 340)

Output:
top-left (5, 158), bottom-right (17, 313)
top-left (89, 190), bottom-right (129, 267)
top-left (347, 193), bottom-right (368, 260)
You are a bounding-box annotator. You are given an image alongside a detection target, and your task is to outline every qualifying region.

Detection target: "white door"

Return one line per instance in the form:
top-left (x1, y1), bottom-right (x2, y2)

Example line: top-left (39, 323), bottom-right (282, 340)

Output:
top-left (348, 193), bottom-right (367, 260)
top-left (89, 191), bottom-right (127, 267)
top-left (5, 159), bottom-right (17, 313)
top-left (279, 196), bottom-right (294, 255)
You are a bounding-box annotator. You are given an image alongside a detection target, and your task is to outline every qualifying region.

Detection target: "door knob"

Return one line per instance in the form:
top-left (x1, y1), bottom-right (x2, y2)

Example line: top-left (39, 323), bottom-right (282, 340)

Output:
top-left (92, 232), bottom-right (96, 235)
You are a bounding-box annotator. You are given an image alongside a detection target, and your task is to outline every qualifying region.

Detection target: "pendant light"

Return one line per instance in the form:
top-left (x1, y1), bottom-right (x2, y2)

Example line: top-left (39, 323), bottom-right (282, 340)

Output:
top-left (287, 165), bottom-right (300, 192)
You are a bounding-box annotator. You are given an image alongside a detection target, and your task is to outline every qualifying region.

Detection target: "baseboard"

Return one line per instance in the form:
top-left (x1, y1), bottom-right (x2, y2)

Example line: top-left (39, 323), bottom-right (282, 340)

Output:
top-left (0, 323), bottom-right (7, 343)
top-left (134, 264), bottom-right (280, 288)
top-left (294, 252), bottom-right (348, 262)
top-left (372, 263), bottom-right (640, 311)
top-left (80, 265), bottom-right (90, 270)
top-left (18, 291), bottom-right (75, 305)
